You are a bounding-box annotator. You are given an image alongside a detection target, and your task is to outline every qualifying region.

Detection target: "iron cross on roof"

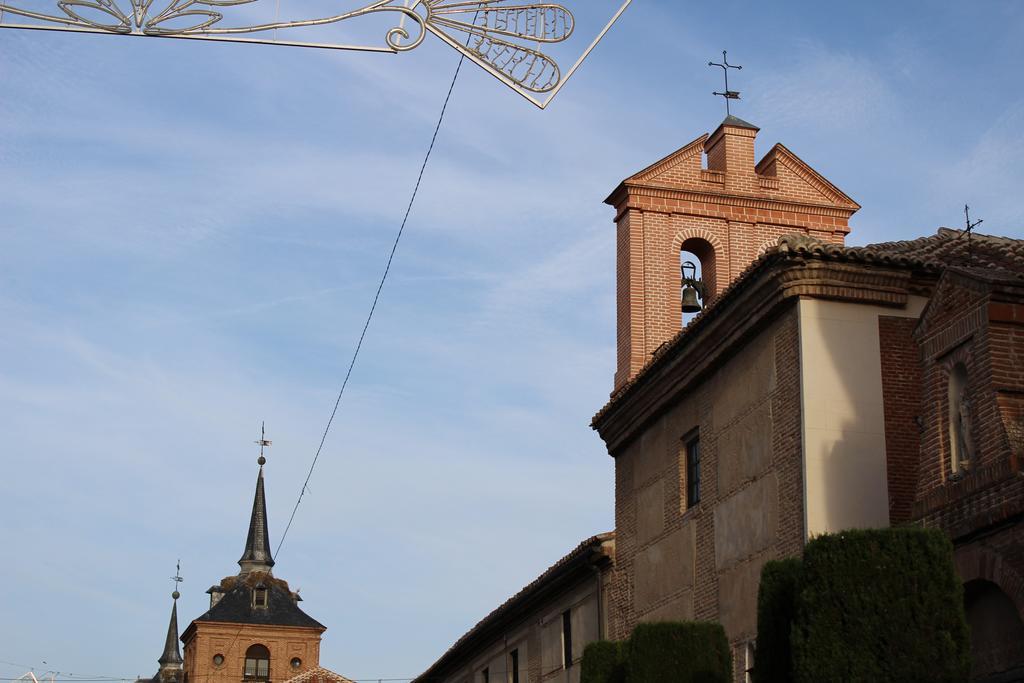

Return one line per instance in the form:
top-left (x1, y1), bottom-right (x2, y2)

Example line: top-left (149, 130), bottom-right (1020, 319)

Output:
top-left (255, 421), bottom-right (272, 466)
top-left (962, 204), bottom-right (984, 265)
top-left (709, 50), bottom-right (743, 115)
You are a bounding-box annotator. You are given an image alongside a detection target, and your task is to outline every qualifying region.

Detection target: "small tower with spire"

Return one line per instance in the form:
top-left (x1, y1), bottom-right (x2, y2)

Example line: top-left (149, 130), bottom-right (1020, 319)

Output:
top-left (180, 425), bottom-right (327, 683)
top-left (150, 565), bottom-right (184, 683)
top-left (239, 425), bottom-right (275, 575)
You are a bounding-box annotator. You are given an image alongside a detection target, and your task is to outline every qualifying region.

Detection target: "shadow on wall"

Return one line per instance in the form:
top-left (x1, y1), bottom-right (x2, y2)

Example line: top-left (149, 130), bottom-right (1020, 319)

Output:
top-left (800, 300), bottom-right (891, 536)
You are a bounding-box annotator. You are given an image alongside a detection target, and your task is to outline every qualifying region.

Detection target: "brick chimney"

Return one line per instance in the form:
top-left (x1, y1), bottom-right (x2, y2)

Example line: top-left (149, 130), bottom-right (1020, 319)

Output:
top-left (705, 115), bottom-right (760, 194)
top-left (605, 117), bottom-right (860, 391)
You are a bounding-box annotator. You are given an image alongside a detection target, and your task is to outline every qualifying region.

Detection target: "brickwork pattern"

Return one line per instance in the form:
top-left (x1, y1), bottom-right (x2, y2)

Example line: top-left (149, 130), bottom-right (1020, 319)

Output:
top-left (910, 272), bottom-right (1024, 679)
top-left (879, 316), bottom-right (924, 524)
top-left (183, 622), bottom-right (322, 683)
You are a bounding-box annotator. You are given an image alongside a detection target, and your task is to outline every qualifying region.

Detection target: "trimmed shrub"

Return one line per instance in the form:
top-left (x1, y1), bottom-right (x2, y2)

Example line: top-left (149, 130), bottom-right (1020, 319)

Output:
top-left (753, 558), bottom-right (802, 683)
top-left (791, 528), bottom-right (970, 683)
top-left (627, 621), bottom-right (732, 683)
top-left (581, 640), bottom-right (626, 683)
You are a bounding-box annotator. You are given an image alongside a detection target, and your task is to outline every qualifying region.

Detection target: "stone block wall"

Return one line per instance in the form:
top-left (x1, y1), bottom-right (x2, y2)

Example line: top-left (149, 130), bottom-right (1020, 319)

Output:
top-left (606, 307), bottom-right (804, 680)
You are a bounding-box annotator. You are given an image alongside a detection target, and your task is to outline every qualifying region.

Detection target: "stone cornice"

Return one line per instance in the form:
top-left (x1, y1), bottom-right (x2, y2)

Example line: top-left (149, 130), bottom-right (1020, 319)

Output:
top-left (609, 182), bottom-right (859, 223)
top-left (181, 619), bottom-right (326, 644)
top-left (592, 258), bottom-right (912, 453)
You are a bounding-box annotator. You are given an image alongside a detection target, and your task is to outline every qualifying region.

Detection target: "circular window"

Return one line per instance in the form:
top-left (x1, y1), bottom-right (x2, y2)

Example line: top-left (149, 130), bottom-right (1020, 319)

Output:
top-left (212, 654), bottom-right (225, 667)
top-left (291, 657), bottom-right (302, 669)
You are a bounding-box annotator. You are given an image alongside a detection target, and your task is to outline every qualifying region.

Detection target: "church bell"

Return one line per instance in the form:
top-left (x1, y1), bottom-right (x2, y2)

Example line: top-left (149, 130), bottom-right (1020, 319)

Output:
top-left (681, 285), bottom-right (702, 313)
top-left (680, 260), bottom-right (705, 313)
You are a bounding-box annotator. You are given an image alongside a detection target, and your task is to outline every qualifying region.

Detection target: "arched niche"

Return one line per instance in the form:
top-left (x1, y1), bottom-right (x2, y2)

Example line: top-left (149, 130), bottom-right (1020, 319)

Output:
top-left (964, 579), bottom-right (1024, 680)
top-left (947, 361), bottom-right (972, 472)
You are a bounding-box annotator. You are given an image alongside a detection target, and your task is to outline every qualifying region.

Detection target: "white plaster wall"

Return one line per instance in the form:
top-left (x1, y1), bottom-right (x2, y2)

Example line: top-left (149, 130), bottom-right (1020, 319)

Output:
top-left (798, 297), bottom-right (926, 537)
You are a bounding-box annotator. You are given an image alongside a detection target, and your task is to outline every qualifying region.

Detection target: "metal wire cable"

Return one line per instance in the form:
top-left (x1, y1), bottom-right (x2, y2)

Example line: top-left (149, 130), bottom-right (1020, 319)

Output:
top-left (274, 53), bottom-right (466, 559)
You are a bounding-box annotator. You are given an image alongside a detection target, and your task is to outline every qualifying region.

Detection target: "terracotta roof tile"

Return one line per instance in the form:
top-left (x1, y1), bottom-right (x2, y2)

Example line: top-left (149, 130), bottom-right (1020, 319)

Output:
top-left (283, 667), bottom-right (355, 683)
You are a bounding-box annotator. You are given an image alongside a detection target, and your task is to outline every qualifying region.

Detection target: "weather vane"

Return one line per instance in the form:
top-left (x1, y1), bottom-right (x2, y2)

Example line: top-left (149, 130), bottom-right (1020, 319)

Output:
top-left (709, 50), bottom-right (742, 115)
top-left (255, 421), bottom-right (272, 466)
top-left (171, 559), bottom-right (183, 599)
top-left (0, 1), bottom-right (632, 109)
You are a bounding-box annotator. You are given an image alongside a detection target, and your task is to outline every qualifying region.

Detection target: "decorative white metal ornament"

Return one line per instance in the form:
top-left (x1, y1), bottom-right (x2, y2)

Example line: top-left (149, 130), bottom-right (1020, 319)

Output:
top-left (0, 0), bottom-right (632, 108)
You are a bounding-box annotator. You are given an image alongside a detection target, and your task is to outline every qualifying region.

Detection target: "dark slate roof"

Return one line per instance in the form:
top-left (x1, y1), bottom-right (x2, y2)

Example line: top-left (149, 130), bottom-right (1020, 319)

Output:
top-left (413, 533), bottom-right (614, 683)
top-left (719, 114), bottom-right (759, 131)
top-left (593, 228), bottom-right (1024, 424)
top-left (158, 599), bottom-right (183, 666)
top-left (239, 465), bottom-right (275, 572)
top-left (193, 574), bottom-right (324, 630)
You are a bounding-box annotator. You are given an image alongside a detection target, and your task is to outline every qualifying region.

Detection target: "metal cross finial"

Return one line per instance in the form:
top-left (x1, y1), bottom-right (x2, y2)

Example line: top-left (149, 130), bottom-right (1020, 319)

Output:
top-left (709, 50), bottom-right (743, 115)
top-left (255, 421), bottom-right (272, 466)
top-left (964, 204), bottom-right (983, 234)
top-left (171, 559), bottom-right (183, 599)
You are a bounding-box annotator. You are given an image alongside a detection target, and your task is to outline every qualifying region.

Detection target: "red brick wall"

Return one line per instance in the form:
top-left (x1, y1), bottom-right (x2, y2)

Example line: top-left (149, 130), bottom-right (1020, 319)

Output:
top-left (878, 316), bottom-right (923, 525)
top-left (912, 277), bottom-right (1024, 679)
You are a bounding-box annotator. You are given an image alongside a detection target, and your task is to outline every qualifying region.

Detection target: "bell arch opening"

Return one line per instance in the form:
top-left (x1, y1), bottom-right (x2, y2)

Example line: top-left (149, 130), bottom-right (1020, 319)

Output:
top-left (680, 237), bottom-right (717, 326)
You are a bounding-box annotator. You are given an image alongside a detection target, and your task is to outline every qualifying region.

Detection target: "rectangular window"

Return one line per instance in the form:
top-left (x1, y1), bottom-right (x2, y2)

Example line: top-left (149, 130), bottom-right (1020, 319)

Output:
top-left (510, 649), bottom-right (519, 683)
top-left (686, 434), bottom-right (701, 509)
top-left (253, 587), bottom-right (268, 608)
top-left (562, 609), bottom-right (573, 669)
top-left (244, 659), bottom-right (268, 679)
top-left (481, 667), bottom-right (489, 683)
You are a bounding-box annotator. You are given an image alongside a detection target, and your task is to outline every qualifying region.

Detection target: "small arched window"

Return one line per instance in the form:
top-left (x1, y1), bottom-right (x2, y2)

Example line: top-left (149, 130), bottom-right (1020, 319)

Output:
top-left (948, 362), bottom-right (972, 473)
top-left (244, 644), bottom-right (270, 680)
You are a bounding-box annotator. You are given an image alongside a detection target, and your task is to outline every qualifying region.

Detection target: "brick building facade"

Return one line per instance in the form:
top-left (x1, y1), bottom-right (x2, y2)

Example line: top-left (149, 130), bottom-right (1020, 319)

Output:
top-left (415, 116), bottom-right (1023, 682)
top-left (592, 116), bottom-right (1024, 681)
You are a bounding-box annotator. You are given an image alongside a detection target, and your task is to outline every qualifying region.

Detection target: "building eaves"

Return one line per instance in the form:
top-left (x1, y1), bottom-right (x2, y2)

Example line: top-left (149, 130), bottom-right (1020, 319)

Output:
top-left (592, 228), bottom-right (1024, 435)
top-left (413, 533), bottom-right (614, 683)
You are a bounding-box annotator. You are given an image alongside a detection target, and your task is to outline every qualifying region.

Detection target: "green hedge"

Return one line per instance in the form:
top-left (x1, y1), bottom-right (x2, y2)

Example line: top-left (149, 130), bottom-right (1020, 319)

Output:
top-left (753, 558), bottom-right (802, 683)
top-left (627, 622), bottom-right (732, 683)
top-left (581, 640), bottom-right (626, 683)
top-left (791, 528), bottom-right (970, 683)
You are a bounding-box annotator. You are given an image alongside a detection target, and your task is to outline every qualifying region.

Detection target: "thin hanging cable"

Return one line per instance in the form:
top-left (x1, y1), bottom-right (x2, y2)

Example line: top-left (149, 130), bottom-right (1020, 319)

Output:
top-left (275, 54), bottom-right (466, 558)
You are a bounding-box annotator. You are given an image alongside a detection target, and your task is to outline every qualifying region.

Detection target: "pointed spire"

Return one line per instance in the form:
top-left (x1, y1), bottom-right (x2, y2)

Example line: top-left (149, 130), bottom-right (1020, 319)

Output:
top-left (158, 591), bottom-right (183, 671)
top-left (239, 428), bottom-right (275, 575)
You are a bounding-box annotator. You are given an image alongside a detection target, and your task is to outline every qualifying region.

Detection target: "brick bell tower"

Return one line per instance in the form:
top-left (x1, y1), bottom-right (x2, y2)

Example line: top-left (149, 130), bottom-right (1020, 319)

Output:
top-left (606, 115), bottom-right (860, 390)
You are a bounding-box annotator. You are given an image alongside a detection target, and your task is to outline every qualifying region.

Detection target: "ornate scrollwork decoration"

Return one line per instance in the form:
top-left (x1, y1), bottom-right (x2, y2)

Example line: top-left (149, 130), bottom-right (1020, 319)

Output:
top-left (0, 0), bottom-right (630, 107)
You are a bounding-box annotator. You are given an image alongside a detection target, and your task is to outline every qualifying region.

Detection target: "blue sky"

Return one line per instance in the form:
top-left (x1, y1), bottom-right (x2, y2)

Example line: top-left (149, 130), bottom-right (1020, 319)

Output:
top-left (1, 0), bottom-right (1023, 679)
